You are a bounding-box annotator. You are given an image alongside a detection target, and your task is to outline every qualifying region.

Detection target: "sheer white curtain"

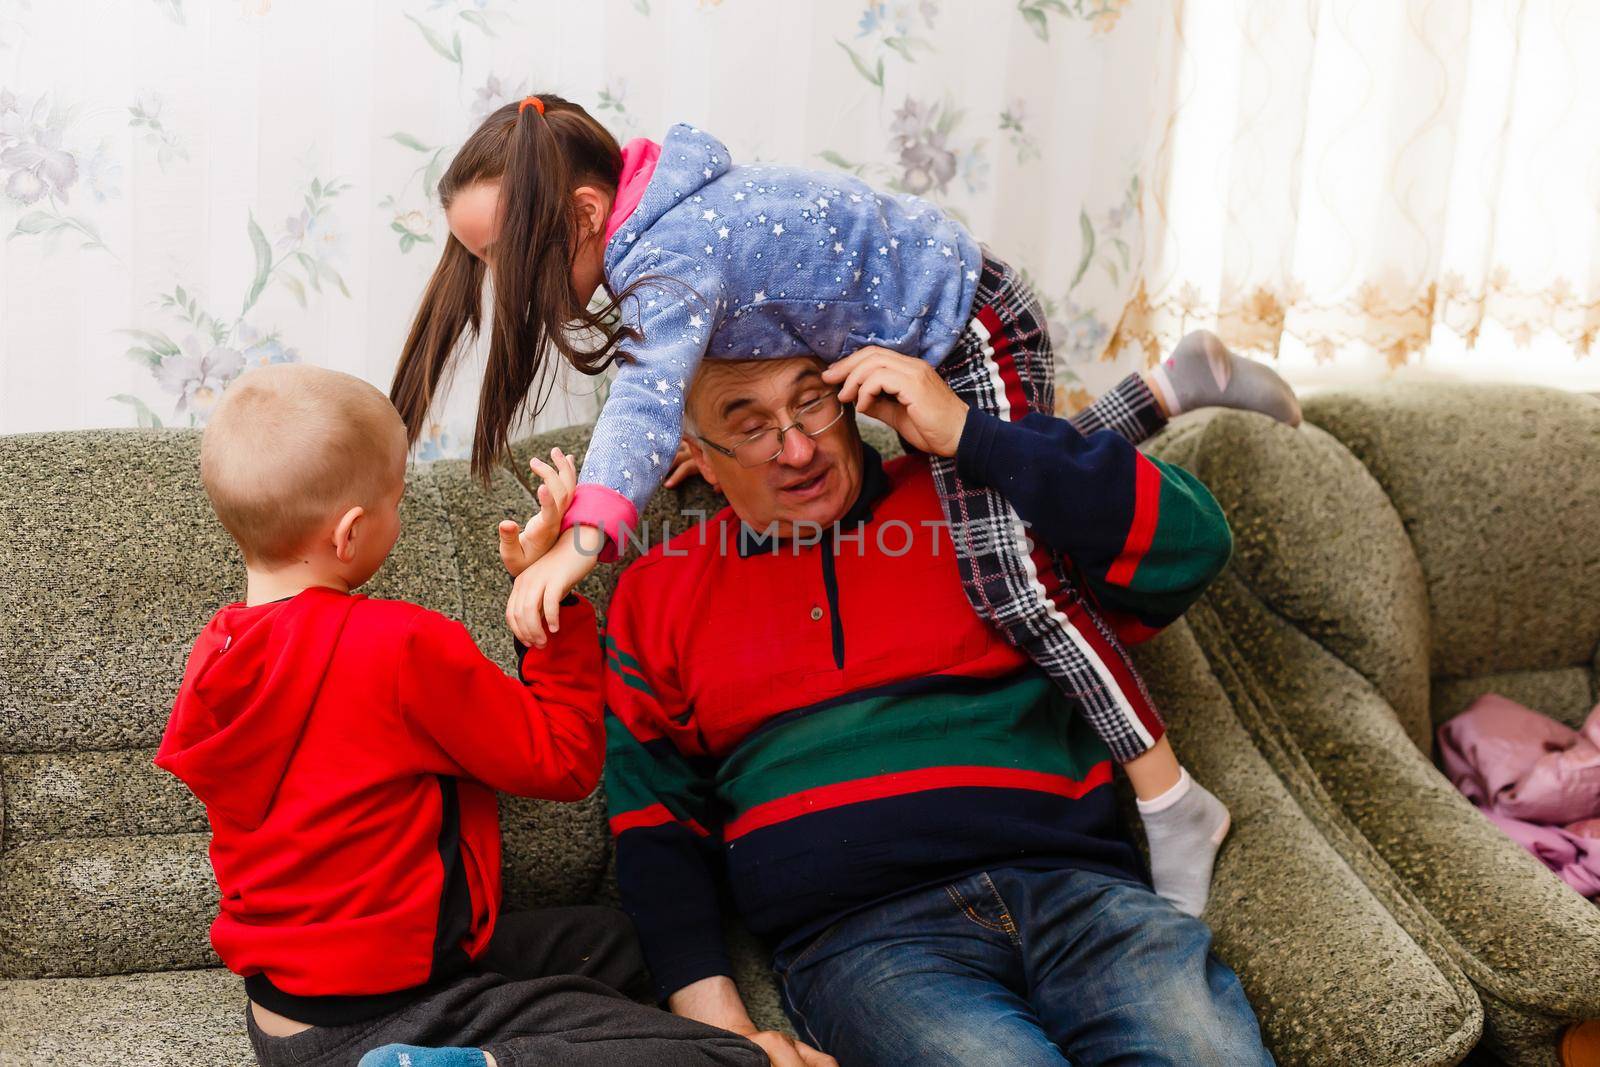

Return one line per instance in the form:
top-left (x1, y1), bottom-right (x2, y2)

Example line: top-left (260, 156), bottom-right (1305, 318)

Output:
top-left (1130, 0), bottom-right (1600, 393)
top-left (2, 0), bottom-right (1595, 450)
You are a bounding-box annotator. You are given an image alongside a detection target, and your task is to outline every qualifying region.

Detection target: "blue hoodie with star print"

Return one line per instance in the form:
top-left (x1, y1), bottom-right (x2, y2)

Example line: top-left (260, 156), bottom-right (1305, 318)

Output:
top-left (564, 123), bottom-right (983, 552)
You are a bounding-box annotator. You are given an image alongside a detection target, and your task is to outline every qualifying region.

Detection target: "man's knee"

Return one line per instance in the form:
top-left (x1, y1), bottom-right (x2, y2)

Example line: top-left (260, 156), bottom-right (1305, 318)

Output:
top-left (1138, 987), bottom-right (1273, 1067)
top-left (1059, 877), bottom-right (1272, 1063)
top-left (1112, 921), bottom-right (1272, 1066)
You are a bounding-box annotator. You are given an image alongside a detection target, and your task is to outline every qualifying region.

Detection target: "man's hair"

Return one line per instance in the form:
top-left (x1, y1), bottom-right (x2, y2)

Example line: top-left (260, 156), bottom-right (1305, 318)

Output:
top-left (201, 364), bottom-right (408, 565)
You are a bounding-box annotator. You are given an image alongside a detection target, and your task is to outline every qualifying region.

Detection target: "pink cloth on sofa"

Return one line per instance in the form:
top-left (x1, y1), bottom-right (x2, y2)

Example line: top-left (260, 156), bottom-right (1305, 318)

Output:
top-left (1437, 693), bottom-right (1600, 899)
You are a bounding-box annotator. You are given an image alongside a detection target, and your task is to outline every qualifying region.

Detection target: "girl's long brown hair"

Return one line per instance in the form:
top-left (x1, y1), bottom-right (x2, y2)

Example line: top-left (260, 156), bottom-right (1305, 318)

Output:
top-left (390, 94), bottom-right (638, 480)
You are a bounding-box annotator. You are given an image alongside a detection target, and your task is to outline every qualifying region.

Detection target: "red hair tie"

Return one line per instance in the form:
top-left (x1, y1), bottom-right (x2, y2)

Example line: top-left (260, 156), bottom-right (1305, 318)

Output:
top-left (519, 95), bottom-right (545, 116)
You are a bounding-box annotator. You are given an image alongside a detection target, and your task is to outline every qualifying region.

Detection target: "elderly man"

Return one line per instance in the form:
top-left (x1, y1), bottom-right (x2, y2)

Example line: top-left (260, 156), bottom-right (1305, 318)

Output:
top-left (600, 347), bottom-right (1273, 1067)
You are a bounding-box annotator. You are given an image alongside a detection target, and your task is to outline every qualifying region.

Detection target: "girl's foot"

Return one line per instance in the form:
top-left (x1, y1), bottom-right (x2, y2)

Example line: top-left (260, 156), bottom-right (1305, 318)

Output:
top-left (1149, 330), bottom-right (1302, 427)
top-left (358, 1046), bottom-right (492, 1067)
top-left (1137, 767), bottom-right (1232, 917)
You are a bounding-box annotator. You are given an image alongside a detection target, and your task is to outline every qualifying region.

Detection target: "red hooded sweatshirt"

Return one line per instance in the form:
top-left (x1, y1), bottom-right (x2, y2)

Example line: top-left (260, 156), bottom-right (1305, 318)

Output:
top-left (154, 587), bottom-right (603, 1025)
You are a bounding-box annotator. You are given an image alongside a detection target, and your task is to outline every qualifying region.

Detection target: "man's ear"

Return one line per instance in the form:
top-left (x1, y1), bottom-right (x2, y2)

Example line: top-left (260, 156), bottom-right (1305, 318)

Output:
top-left (684, 435), bottom-right (721, 492)
top-left (331, 506), bottom-right (365, 564)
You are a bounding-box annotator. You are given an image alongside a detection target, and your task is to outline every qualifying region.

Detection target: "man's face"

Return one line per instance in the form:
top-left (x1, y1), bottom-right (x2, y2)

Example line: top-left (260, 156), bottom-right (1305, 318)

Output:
top-left (688, 357), bottom-right (864, 538)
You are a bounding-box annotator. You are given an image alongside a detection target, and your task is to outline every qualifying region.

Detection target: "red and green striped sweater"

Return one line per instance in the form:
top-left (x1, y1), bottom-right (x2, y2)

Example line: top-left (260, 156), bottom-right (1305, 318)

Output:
top-left (603, 413), bottom-right (1232, 999)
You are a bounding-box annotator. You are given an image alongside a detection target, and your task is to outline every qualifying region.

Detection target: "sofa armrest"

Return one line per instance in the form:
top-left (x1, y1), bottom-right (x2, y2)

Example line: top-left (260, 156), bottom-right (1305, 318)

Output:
top-left (1196, 574), bottom-right (1600, 1063)
top-left (1132, 621), bottom-right (1481, 1066)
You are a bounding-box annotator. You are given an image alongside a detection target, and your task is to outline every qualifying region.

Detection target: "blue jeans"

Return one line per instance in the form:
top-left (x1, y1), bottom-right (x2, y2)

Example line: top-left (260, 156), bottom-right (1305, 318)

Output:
top-left (771, 867), bottom-right (1274, 1067)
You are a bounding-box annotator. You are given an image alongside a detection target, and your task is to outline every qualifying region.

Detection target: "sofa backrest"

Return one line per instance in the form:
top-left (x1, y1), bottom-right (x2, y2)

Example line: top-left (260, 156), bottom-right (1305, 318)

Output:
top-left (1304, 384), bottom-right (1600, 730)
top-left (1146, 408), bottom-right (1435, 751)
top-left (0, 416), bottom-right (904, 982)
top-left (0, 427), bottom-right (645, 980)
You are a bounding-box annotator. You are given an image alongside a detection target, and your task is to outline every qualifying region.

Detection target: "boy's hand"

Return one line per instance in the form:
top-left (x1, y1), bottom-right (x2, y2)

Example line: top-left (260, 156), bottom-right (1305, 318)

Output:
top-left (498, 447), bottom-right (578, 578)
top-left (506, 525), bottom-right (603, 647)
top-left (823, 346), bottom-right (969, 457)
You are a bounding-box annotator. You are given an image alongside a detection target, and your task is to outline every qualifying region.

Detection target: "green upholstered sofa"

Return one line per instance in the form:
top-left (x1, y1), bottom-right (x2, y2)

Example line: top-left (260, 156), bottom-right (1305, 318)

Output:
top-left (0, 382), bottom-right (1590, 1064)
top-left (1144, 384), bottom-right (1600, 1066)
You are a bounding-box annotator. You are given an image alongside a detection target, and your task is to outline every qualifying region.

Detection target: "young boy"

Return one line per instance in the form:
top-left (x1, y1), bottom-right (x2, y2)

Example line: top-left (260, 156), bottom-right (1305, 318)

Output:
top-left (156, 364), bottom-right (763, 1067)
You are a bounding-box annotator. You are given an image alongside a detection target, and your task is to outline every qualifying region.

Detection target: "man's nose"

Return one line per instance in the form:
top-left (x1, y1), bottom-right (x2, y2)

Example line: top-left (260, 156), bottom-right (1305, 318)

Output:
top-left (776, 426), bottom-right (817, 467)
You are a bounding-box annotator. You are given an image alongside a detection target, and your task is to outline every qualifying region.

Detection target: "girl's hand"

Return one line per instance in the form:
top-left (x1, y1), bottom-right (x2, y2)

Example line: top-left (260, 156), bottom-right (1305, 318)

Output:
top-left (498, 447), bottom-right (578, 578)
top-left (506, 525), bottom-right (604, 647)
top-left (822, 346), bottom-right (969, 458)
top-left (662, 437), bottom-right (703, 489)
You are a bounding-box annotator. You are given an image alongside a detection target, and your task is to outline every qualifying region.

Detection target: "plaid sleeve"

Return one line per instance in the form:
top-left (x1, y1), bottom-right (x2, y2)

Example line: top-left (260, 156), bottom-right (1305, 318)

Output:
top-left (602, 582), bottom-right (731, 1000)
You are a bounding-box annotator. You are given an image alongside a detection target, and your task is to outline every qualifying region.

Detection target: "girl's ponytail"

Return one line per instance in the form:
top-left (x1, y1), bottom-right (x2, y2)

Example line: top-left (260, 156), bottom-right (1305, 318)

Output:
top-left (476, 96), bottom-right (580, 482)
top-left (390, 94), bottom-right (631, 481)
top-left (390, 233), bottom-right (484, 450)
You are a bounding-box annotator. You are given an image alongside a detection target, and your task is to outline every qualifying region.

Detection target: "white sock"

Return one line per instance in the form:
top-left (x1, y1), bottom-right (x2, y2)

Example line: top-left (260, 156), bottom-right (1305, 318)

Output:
top-left (1137, 767), bottom-right (1232, 917)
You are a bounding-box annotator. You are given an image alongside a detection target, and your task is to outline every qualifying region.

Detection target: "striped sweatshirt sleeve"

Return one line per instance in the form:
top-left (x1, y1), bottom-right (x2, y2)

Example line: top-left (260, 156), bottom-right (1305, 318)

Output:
top-left (601, 583), bottom-right (730, 1000)
top-left (956, 408), bottom-right (1233, 637)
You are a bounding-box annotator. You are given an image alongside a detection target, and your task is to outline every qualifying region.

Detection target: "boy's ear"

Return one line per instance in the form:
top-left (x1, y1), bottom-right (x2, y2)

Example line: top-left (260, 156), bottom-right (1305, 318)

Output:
top-left (331, 506), bottom-right (366, 564)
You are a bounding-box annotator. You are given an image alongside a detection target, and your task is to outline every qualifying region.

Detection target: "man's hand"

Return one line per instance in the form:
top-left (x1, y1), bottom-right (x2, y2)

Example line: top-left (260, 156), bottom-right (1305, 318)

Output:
top-left (822, 346), bottom-right (970, 457)
top-left (742, 1030), bottom-right (837, 1067)
top-left (668, 977), bottom-right (837, 1067)
top-left (663, 437), bottom-right (703, 488)
top-left (505, 525), bottom-right (603, 647)
top-left (498, 447), bottom-right (578, 578)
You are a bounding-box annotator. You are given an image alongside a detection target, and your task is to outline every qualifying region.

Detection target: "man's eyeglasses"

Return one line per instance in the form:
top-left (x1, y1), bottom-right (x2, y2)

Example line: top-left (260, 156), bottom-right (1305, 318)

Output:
top-left (696, 392), bottom-right (847, 468)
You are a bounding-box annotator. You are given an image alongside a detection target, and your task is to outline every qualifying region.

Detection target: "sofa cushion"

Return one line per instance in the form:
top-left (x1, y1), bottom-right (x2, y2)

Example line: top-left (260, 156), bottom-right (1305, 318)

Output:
top-left (0, 430), bottom-right (466, 755)
top-left (1, 749), bottom-right (206, 843)
top-left (1431, 666), bottom-right (1596, 732)
top-left (1303, 384), bottom-right (1600, 693)
top-left (0, 431), bottom-right (246, 756)
top-left (0, 833), bottom-right (220, 979)
top-left (0, 969), bottom-right (250, 1065)
top-left (0, 961), bottom-right (793, 1065)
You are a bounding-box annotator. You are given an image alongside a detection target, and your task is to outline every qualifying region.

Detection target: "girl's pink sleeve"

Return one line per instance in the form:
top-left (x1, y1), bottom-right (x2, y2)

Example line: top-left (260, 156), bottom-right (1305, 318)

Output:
top-left (562, 483), bottom-right (639, 563)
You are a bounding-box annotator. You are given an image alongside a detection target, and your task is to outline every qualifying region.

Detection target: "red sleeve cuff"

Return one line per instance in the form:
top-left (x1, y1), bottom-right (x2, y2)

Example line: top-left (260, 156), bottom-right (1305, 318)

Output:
top-left (562, 484), bottom-right (639, 563)
top-left (513, 594), bottom-right (599, 682)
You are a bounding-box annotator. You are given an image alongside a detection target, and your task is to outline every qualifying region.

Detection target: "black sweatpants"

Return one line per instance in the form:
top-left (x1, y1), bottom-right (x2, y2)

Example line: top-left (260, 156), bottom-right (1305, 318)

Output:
top-left (246, 907), bottom-right (766, 1067)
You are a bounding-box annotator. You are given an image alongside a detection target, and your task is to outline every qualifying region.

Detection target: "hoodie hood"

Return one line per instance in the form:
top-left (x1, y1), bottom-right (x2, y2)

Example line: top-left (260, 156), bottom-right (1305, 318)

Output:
top-left (156, 587), bottom-right (359, 829)
top-left (602, 123), bottom-right (732, 275)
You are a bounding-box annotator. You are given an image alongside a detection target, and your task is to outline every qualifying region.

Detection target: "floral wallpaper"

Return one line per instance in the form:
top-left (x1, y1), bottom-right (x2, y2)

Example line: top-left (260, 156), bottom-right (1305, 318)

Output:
top-left (3, 0), bottom-right (1597, 452)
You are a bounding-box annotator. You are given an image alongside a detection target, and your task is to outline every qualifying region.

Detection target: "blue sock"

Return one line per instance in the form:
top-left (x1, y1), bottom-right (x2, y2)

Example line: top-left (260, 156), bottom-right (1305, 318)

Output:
top-left (357, 1045), bottom-right (488, 1067)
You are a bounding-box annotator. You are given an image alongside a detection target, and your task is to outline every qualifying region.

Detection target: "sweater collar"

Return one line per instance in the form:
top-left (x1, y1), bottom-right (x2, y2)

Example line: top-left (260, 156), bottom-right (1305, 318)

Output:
top-left (736, 445), bottom-right (889, 558)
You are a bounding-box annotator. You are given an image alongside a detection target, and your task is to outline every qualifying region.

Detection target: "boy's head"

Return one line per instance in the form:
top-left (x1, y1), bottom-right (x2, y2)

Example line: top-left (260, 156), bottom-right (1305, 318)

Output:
top-left (202, 364), bottom-right (408, 588)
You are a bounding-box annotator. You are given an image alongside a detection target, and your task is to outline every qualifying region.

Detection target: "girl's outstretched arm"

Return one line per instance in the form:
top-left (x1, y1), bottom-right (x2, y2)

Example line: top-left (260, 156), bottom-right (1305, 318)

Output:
top-left (563, 254), bottom-right (724, 560)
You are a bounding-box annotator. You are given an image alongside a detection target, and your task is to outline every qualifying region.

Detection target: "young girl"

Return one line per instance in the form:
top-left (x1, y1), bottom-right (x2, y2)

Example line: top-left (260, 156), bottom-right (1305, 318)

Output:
top-left (390, 94), bottom-right (1301, 918)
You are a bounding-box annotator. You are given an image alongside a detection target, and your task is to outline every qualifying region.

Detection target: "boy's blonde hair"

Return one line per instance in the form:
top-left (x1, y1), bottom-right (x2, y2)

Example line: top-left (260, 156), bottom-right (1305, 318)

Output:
top-left (201, 364), bottom-right (408, 565)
